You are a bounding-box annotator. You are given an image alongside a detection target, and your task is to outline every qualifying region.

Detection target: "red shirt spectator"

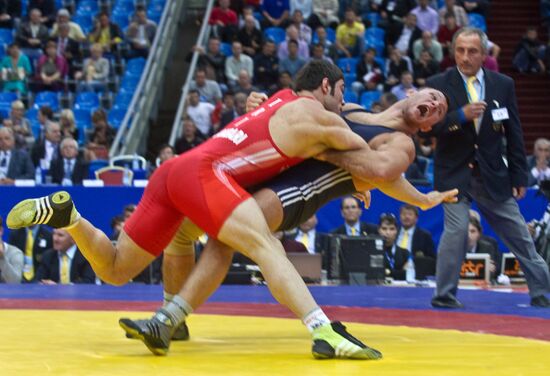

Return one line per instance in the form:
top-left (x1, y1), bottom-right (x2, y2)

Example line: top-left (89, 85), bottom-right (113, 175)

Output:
top-left (209, 0), bottom-right (238, 26)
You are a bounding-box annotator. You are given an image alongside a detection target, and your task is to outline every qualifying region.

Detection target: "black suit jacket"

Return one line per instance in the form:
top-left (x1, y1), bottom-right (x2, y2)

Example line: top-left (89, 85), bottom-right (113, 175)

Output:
top-left (384, 245), bottom-right (410, 280)
top-left (8, 225), bottom-right (53, 280)
top-left (49, 156), bottom-right (89, 185)
top-left (402, 226), bottom-right (436, 259)
top-left (425, 68), bottom-right (528, 202)
top-left (385, 24), bottom-right (422, 57)
top-left (34, 247), bottom-right (95, 283)
top-left (16, 21), bottom-right (50, 48)
top-left (331, 222), bottom-right (379, 236)
top-left (6, 149), bottom-right (35, 179)
top-left (31, 140), bottom-right (60, 168)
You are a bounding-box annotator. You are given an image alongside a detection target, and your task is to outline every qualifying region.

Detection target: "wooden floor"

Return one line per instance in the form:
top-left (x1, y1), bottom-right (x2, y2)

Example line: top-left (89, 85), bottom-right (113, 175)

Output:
top-left (1, 310), bottom-right (549, 376)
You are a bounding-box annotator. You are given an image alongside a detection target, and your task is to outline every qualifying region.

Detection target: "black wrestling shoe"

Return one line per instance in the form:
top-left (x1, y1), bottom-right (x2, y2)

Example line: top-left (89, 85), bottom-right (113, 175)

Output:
top-left (311, 321), bottom-right (382, 360)
top-left (6, 191), bottom-right (78, 229)
top-left (431, 295), bottom-right (464, 309)
top-left (124, 319), bottom-right (190, 341)
top-left (530, 295), bottom-right (550, 308)
top-left (119, 309), bottom-right (176, 356)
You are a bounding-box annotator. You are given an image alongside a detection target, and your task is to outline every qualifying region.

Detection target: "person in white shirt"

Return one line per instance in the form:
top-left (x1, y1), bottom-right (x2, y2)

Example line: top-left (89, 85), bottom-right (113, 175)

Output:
top-left (224, 41), bottom-right (254, 88)
top-left (185, 89), bottom-right (215, 137)
top-left (0, 215), bottom-right (24, 284)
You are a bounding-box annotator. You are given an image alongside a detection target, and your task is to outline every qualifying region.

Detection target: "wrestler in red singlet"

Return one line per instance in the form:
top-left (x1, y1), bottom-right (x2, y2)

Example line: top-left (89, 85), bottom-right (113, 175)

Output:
top-left (125, 89), bottom-right (307, 256)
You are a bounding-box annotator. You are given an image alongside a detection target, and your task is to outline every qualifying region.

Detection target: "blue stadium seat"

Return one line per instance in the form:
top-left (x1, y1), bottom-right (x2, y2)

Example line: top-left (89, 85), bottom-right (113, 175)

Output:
top-left (74, 92), bottom-right (100, 112)
top-left (365, 27), bottom-right (385, 41)
top-left (220, 42), bottom-right (232, 57)
top-left (0, 44), bottom-right (5, 57)
top-left (374, 57), bottom-right (386, 76)
top-left (343, 72), bottom-right (356, 87)
top-left (113, 91), bottom-right (133, 109)
top-left (73, 108), bottom-right (92, 129)
top-left (360, 90), bottom-right (382, 109)
top-left (125, 57), bottom-right (146, 75)
top-left (263, 27), bottom-right (286, 45)
top-left (108, 108), bottom-right (127, 129)
top-left (365, 37), bottom-right (385, 58)
top-left (363, 12), bottom-right (381, 28)
top-left (468, 14), bottom-right (487, 32)
top-left (336, 57), bottom-right (359, 74)
top-left (120, 75), bottom-right (140, 91)
top-left (112, 13), bottom-right (130, 30)
top-left (75, 1), bottom-right (99, 17)
top-left (0, 29), bottom-right (14, 45)
top-left (0, 106), bottom-right (9, 119)
top-left (33, 91), bottom-right (59, 111)
top-left (113, 2), bottom-right (135, 14)
top-left (0, 92), bottom-right (17, 107)
top-left (72, 15), bottom-right (94, 34)
top-left (343, 90), bottom-right (358, 104)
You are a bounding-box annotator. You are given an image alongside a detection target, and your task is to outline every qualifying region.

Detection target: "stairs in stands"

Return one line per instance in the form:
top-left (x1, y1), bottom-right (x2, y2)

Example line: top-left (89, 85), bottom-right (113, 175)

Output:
top-left (487, 0), bottom-right (550, 152)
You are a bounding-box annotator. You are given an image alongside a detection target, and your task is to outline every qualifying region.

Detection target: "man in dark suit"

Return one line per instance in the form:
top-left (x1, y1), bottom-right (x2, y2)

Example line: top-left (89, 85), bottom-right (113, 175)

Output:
top-left (379, 213), bottom-right (410, 280)
top-left (397, 204), bottom-right (436, 279)
top-left (31, 121), bottom-right (61, 170)
top-left (16, 8), bottom-right (49, 58)
top-left (331, 196), bottom-right (378, 236)
top-left (0, 127), bottom-right (34, 185)
top-left (55, 22), bottom-right (82, 76)
top-left (49, 137), bottom-right (88, 185)
top-left (35, 229), bottom-right (95, 284)
top-left (425, 27), bottom-right (550, 308)
top-left (8, 224), bottom-right (53, 282)
top-left (385, 12), bottom-right (423, 58)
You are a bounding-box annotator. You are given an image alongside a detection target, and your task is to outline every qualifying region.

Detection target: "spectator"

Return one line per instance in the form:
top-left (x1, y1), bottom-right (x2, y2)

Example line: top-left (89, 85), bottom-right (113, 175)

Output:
top-left (9, 223), bottom-right (52, 282)
top-left (51, 9), bottom-right (86, 42)
top-left (233, 69), bottom-right (259, 96)
top-left (413, 50), bottom-right (440, 87)
top-left (237, 14), bottom-right (263, 57)
top-left (220, 92), bottom-right (247, 127)
top-left (49, 137), bottom-right (88, 186)
top-left (385, 48), bottom-right (412, 90)
top-left (311, 42), bottom-right (333, 63)
top-left (278, 24), bottom-right (310, 61)
top-left (55, 22), bottom-right (82, 76)
top-left (88, 11), bottom-right (123, 54)
top-left (335, 8), bottom-right (365, 58)
top-left (0, 127), bottom-right (34, 184)
top-left (110, 215), bottom-right (125, 241)
top-left (185, 89), bottom-right (215, 137)
top-left (413, 31), bottom-right (443, 63)
top-left (36, 105), bottom-right (53, 141)
top-left (253, 40), bottom-right (279, 92)
top-left (438, 0), bottom-right (469, 27)
top-left (191, 37), bottom-right (226, 84)
top-left (0, 0), bottom-right (21, 29)
top-left (311, 0), bottom-right (339, 29)
top-left (397, 204), bottom-right (436, 260)
top-left (27, 0), bottom-right (55, 27)
top-left (0, 215), bottom-right (24, 284)
top-left (149, 143), bottom-right (176, 177)
top-left (293, 214), bottom-right (323, 254)
top-left (0, 43), bottom-right (32, 94)
top-left (75, 43), bottom-right (110, 93)
top-left (411, 0), bottom-right (439, 35)
top-left (86, 109), bottom-right (115, 160)
top-left (238, 6), bottom-right (261, 30)
top-left (386, 12), bottom-right (422, 58)
top-left (512, 27), bottom-right (546, 74)
top-left (331, 196), bottom-right (378, 236)
top-left (209, 0), bottom-right (238, 43)
top-left (225, 41), bottom-right (254, 88)
top-left (175, 118), bottom-right (205, 154)
top-left (380, 213), bottom-right (410, 281)
top-left (483, 40), bottom-right (501, 72)
top-left (352, 47), bottom-right (383, 95)
top-left (290, 9), bottom-right (312, 44)
top-left (2, 100), bottom-right (33, 149)
top-left (278, 39), bottom-right (307, 78)
top-left (391, 70), bottom-right (416, 100)
top-left (290, 0), bottom-right (313, 20)
top-left (261, 0), bottom-right (290, 29)
top-left (314, 26), bottom-right (338, 62)
top-left (528, 138), bottom-right (550, 187)
top-left (467, 216), bottom-right (501, 283)
top-left (461, 0), bottom-right (488, 17)
top-left (16, 8), bottom-right (49, 60)
top-left (126, 6), bottom-right (158, 58)
top-left (276, 70), bottom-right (293, 92)
top-left (31, 121), bottom-right (61, 170)
top-left (59, 109), bottom-right (79, 141)
top-left (35, 40), bottom-right (68, 91)
top-left (437, 13), bottom-right (461, 56)
top-left (366, 0), bottom-right (416, 28)
top-left (35, 229), bottom-right (95, 284)
top-left (379, 92), bottom-right (399, 110)
top-left (189, 68), bottom-right (222, 105)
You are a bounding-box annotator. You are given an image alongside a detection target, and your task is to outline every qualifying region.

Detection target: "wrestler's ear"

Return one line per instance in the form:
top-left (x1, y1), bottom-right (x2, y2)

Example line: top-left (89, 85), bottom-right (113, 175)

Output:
top-left (321, 77), bottom-right (330, 95)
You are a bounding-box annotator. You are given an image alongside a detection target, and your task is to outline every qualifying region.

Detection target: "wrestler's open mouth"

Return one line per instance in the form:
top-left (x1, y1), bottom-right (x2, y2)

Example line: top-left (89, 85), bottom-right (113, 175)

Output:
top-left (418, 104), bottom-right (429, 117)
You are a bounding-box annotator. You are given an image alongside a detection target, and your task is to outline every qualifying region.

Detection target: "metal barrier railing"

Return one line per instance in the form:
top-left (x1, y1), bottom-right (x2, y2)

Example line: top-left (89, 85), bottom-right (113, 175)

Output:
top-left (109, 0), bottom-right (186, 157)
top-left (168, 0), bottom-right (215, 146)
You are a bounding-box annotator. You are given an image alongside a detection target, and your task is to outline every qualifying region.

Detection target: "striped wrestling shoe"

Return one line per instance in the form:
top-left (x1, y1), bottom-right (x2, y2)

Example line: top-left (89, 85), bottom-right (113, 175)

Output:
top-left (6, 191), bottom-right (79, 229)
top-left (312, 321), bottom-right (382, 360)
top-left (123, 319), bottom-right (190, 341)
top-left (119, 309), bottom-right (176, 356)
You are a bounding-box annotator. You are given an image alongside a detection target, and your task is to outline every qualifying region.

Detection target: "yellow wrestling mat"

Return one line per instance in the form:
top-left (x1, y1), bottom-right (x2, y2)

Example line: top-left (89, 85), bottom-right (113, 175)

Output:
top-left (0, 310), bottom-right (549, 376)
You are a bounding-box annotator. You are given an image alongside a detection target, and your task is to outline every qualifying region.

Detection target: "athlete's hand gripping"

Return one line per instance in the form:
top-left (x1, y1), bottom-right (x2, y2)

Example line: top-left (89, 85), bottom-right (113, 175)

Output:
top-left (246, 92), bottom-right (268, 112)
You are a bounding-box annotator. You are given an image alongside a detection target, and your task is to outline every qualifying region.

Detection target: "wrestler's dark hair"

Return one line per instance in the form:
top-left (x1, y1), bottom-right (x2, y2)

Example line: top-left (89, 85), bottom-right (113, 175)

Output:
top-left (294, 60), bottom-right (343, 95)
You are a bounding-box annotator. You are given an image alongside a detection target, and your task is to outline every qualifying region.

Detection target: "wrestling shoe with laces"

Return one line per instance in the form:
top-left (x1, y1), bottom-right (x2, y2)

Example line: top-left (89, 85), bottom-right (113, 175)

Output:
top-left (6, 191), bottom-right (79, 229)
top-left (122, 319), bottom-right (190, 341)
top-left (311, 321), bottom-right (382, 360)
top-left (118, 309), bottom-right (176, 356)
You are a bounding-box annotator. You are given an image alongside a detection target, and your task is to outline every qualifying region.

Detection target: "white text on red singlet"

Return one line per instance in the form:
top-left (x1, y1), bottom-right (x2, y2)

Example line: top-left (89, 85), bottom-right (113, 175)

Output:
top-left (212, 128), bottom-right (249, 145)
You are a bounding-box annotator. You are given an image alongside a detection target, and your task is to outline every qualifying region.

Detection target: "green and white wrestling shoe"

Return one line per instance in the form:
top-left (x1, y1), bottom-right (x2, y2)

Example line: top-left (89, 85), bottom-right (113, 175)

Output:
top-left (312, 321), bottom-right (382, 360)
top-left (6, 191), bottom-right (79, 229)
